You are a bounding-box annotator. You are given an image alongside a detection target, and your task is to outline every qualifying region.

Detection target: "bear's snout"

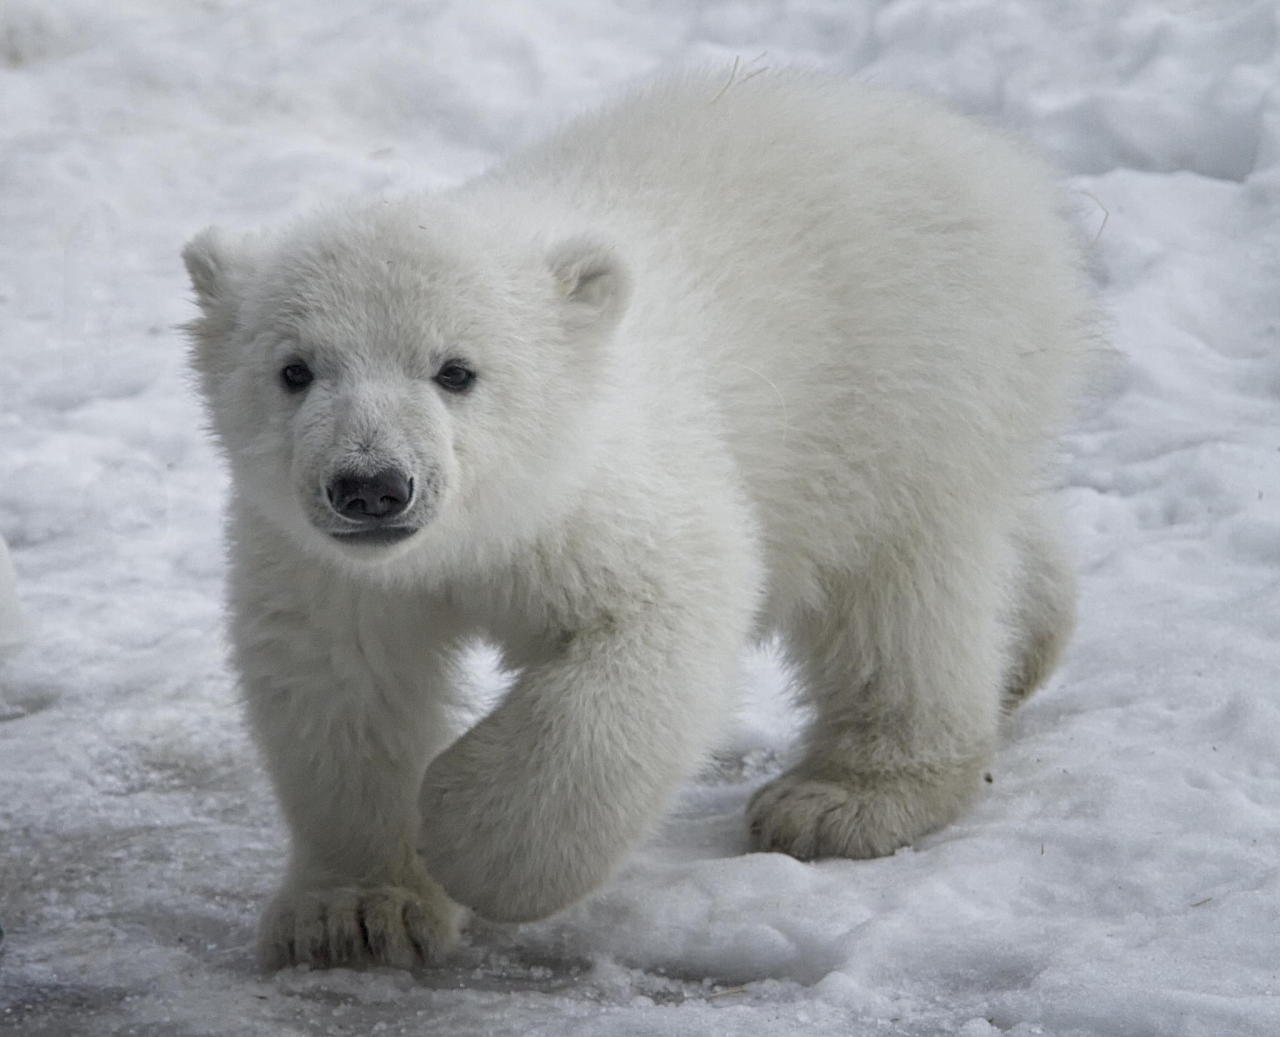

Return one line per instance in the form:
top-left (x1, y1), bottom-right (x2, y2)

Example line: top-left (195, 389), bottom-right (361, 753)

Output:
top-left (325, 469), bottom-right (414, 523)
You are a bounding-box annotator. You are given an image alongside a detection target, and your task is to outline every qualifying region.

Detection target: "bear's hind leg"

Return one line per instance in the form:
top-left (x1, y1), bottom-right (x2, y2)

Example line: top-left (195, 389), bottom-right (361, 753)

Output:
top-left (1001, 506), bottom-right (1076, 712)
top-left (748, 527), bottom-right (1010, 860)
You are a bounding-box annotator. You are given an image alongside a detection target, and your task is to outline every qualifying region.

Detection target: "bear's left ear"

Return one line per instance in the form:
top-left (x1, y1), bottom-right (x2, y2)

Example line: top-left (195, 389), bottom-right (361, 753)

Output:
top-left (547, 235), bottom-right (632, 333)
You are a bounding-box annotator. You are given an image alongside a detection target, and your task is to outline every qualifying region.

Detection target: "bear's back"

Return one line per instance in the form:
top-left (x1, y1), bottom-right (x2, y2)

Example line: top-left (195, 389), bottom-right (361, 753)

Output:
top-left (469, 72), bottom-right (1093, 572)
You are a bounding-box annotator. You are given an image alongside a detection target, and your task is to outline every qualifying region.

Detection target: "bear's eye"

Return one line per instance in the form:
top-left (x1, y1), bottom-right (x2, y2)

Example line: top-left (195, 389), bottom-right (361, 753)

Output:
top-left (280, 362), bottom-right (314, 393)
top-left (435, 361), bottom-right (476, 394)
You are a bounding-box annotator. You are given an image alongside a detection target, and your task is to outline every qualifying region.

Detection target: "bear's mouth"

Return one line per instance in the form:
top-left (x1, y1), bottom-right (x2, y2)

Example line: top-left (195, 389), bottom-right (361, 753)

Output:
top-left (329, 526), bottom-right (420, 547)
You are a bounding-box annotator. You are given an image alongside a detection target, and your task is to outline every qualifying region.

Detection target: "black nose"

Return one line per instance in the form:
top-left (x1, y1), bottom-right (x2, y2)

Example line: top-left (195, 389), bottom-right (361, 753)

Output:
top-left (326, 470), bottom-right (413, 521)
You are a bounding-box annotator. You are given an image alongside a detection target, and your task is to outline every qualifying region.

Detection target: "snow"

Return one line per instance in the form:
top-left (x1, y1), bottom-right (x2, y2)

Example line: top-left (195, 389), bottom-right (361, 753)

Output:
top-left (2, 0), bottom-right (1278, 1034)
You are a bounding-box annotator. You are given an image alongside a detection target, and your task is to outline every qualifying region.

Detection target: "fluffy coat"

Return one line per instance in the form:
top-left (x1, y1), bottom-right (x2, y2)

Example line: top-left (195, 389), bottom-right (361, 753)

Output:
top-left (183, 69), bottom-right (1090, 970)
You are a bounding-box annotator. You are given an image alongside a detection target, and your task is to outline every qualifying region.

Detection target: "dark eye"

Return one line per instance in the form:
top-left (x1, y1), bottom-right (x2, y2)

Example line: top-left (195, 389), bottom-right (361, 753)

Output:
top-left (280, 361), bottom-right (313, 392)
top-left (435, 361), bottom-right (476, 394)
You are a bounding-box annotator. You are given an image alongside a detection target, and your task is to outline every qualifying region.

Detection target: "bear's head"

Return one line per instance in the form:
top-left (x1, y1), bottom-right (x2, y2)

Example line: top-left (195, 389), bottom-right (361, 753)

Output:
top-left (182, 200), bottom-right (631, 578)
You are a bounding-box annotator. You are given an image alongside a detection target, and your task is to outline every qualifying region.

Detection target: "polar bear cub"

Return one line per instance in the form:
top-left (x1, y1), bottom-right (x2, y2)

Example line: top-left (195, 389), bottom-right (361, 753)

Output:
top-left (183, 70), bottom-right (1089, 970)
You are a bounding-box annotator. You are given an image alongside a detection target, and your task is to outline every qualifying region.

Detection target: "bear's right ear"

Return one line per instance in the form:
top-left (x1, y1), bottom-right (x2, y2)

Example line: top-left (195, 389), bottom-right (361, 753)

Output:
top-left (182, 226), bottom-right (240, 315)
top-left (182, 226), bottom-right (255, 380)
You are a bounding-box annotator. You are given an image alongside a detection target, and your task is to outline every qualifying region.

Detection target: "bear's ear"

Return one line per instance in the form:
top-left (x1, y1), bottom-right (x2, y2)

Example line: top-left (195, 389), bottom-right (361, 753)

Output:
top-left (182, 226), bottom-right (254, 378)
top-left (182, 226), bottom-right (246, 316)
top-left (547, 235), bottom-right (631, 333)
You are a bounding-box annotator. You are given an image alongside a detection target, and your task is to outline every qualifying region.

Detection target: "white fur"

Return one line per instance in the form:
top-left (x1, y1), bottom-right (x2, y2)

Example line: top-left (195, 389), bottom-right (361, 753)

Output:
top-left (183, 70), bottom-right (1091, 970)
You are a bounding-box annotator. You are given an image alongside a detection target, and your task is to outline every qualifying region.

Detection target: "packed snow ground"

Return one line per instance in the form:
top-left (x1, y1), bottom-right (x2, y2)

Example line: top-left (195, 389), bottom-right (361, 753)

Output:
top-left (2, 1), bottom-right (1278, 1034)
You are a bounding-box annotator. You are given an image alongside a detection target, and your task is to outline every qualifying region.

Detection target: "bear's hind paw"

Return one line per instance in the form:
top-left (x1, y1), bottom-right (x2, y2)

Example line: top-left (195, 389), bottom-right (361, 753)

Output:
top-left (746, 761), bottom-right (981, 861)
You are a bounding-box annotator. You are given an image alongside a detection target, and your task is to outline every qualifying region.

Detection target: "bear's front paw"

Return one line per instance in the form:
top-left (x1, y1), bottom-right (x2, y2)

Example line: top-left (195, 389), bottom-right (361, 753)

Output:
top-left (746, 760), bottom-right (982, 861)
top-left (257, 880), bottom-right (462, 972)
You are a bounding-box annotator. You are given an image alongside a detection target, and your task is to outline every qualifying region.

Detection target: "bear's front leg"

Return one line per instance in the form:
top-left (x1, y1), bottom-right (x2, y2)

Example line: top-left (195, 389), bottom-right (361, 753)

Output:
top-left (238, 593), bottom-right (463, 971)
top-left (418, 535), bottom-right (758, 922)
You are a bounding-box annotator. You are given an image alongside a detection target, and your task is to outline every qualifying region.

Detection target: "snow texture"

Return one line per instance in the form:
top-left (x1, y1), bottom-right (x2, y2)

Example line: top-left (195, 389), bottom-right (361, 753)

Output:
top-left (1, 1), bottom-right (1277, 1035)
